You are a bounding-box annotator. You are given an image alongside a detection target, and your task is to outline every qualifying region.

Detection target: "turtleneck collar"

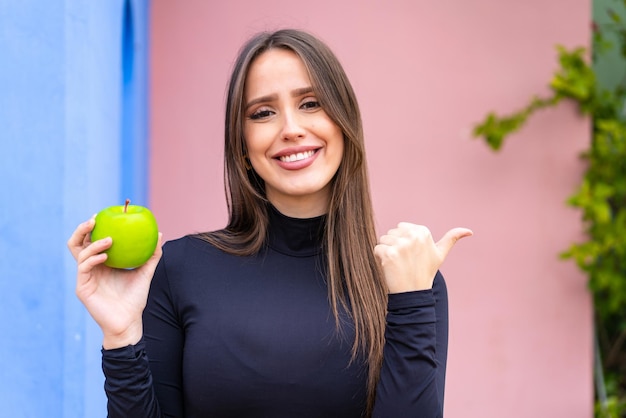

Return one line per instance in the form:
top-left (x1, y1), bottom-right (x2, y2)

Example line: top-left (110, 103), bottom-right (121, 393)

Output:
top-left (266, 205), bottom-right (326, 257)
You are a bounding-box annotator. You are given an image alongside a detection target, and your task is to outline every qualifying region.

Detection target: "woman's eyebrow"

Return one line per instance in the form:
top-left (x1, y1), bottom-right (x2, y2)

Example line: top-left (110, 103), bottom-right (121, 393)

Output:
top-left (291, 86), bottom-right (314, 97)
top-left (245, 94), bottom-right (277, 110)
top-left (245, 87), bottom-right (314, 110)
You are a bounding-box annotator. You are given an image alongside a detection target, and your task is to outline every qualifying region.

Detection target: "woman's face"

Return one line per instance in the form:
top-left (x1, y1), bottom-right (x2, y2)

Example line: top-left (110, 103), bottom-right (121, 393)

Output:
top-left (243, 48), bottom-right (344, 218)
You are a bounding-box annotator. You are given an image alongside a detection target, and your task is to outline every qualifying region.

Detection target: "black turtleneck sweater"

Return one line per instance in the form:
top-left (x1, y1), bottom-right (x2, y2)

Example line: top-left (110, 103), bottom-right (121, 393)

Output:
top-left (102, 207), bottom-right (448, 417)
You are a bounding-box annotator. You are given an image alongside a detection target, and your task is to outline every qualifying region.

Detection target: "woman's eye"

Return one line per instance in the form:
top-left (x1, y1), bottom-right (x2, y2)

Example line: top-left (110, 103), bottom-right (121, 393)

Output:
top-left (301, 100), bottom-right (320, 110)
top-left (249, 109), bottom-right (273, 120)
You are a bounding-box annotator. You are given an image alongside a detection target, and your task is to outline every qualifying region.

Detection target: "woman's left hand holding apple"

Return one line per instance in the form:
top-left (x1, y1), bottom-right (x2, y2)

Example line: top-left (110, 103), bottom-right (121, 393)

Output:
top-left (374, 222), bottom-right (473, 294)
top-left (67, 216), bottom-right (164, 349)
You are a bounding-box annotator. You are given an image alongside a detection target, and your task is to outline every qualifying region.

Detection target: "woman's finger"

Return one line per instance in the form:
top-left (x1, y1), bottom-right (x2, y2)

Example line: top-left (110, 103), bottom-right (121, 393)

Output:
top-left (378, 233), bottom-right (401, 247)
top-left (77, 237), bottom-right (112, 265)
top-left (138, 232), bottom-right (164, 274)
top-left (435, 227), bottom-right (473, 259)
top-left (77, 252), bottom-right (108, 275)
top-left (67, 217), bottom-right (96, 259)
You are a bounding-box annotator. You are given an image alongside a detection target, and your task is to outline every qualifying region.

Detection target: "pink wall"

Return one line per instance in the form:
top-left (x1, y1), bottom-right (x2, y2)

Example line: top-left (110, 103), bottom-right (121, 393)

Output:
top-left (150, 1), bottom-right (592, 416)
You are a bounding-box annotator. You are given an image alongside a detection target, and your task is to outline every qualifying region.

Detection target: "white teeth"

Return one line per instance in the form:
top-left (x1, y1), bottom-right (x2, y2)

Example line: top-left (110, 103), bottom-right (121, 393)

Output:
top-left (279, 150), bottom-right (314, 162)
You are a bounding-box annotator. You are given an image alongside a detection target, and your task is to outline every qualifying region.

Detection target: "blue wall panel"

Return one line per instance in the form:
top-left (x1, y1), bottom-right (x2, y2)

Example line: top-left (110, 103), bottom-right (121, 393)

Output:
top-left (0, 2), bottom-right (67, 416)
top-left (0, 0), bottom-right (149, 416)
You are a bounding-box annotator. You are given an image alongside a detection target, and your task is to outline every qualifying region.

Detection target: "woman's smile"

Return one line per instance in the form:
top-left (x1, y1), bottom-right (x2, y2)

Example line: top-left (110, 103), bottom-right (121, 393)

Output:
top-left (273, 147), bottom-right (320, 169)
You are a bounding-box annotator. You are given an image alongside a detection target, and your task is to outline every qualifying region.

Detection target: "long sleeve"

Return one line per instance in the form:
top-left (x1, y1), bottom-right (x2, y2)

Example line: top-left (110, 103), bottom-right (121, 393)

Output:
top-left (373, 271), bottom-right (448, 417)
top-left (101, 341), bottom-right (161, 417)
top-left (142, 242), bottom-right (186, 416)
top-left (101, 243), bottom-right (184, 417)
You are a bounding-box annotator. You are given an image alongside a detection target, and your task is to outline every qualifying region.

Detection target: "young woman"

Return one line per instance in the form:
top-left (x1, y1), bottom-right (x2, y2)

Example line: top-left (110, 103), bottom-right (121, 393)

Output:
top-left (68, 29), bottom-right (471, 417)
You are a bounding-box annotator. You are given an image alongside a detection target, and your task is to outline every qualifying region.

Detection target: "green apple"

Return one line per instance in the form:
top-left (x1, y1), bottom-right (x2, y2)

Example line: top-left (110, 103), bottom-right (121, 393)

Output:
top-left (91, 199), bottom-right (159, 269)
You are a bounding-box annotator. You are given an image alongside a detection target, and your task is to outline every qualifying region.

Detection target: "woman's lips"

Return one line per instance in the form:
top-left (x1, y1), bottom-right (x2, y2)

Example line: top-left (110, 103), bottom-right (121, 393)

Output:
top-left (278, 150), bottom-right (315, 163)
top-left (273, 148), bottom-right (320, 170)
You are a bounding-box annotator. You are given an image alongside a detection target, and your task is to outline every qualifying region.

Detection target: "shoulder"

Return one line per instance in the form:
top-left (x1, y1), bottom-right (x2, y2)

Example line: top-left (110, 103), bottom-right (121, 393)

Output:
top-left (164, 230), bottom-right (242, 254)
top-left (153, 234), bottom-right (236, 297)
top-left (160, 234), bottom-right (226, 267)
top-left (156, 235), bottom-right (241, 276)
top-left (162, 234), bottom-right (209, 255)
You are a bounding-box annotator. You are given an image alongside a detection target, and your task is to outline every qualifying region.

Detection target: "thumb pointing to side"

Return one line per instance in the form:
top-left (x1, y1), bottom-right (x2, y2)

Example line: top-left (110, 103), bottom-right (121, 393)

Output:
top-left (376, 223), bottom-right (473, 293)
top-left (436, 227), bottom-right (474, 260)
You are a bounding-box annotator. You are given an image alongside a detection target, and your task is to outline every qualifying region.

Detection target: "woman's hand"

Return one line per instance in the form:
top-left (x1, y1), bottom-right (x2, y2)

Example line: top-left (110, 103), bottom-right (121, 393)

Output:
top-left (375, 223), bottom-right (472, 294)
top-left (67, 216), bottom-right (163, 349)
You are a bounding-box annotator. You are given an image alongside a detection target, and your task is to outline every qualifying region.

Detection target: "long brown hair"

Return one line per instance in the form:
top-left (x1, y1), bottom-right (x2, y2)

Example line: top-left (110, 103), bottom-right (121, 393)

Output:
top-left (198, 29), bottom-right (387, 414)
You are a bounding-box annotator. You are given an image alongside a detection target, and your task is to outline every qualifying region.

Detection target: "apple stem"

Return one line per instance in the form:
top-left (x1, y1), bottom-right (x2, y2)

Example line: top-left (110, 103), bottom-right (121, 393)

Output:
top-left (124, 199), bottom-right (130, 213)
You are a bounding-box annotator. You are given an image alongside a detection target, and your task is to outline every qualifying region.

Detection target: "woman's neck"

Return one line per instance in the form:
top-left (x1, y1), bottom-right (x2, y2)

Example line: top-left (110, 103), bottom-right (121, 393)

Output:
top-left (267, 194), bottom-right (329, 219)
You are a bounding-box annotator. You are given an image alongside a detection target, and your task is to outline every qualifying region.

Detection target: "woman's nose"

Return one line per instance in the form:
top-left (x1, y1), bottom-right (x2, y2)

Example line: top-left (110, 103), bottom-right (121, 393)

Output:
top-left (280, 110), bottom-right (306, 141)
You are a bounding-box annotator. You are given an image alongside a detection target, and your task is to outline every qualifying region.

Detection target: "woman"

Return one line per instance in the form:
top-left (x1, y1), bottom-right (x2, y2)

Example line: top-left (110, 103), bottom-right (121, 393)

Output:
top-left (68, 29), bottom-right (471, 417)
